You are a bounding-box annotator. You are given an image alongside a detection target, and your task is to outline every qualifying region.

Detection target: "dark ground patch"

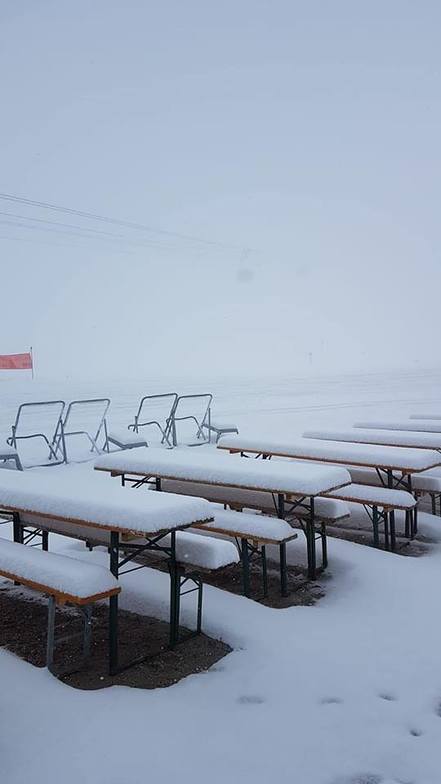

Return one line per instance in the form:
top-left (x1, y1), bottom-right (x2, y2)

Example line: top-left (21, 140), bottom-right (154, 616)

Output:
top-left (0, 584), bottom-right (231, 691)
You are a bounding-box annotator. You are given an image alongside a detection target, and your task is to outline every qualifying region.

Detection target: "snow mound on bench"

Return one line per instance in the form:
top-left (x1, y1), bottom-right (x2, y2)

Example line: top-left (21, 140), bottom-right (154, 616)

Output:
top-left (0, 538), bottom-right (118, 599)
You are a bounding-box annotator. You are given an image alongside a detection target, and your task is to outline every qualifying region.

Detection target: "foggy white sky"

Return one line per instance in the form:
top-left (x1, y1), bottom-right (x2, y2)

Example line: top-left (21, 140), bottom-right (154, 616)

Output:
top-left (1, 1), bottom-right (440, 379)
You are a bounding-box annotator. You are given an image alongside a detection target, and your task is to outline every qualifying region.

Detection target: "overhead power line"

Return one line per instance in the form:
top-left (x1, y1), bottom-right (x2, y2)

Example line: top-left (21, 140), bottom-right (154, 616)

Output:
top-left (0, 192), bottom-right (254, 253)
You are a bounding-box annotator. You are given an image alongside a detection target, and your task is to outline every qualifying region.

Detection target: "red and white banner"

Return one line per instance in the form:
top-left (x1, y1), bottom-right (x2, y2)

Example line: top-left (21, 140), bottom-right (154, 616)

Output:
top-left (0, 352), bottom-right (33, 370)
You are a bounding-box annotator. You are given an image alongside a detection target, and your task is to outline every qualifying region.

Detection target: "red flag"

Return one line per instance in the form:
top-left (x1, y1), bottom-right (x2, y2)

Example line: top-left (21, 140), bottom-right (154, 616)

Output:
top-left (0, 352), bottom-right (33, 370)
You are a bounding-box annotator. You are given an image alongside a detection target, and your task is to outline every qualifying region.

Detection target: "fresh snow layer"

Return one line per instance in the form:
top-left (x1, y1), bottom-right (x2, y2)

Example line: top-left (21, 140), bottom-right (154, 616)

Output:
top-left (0, 538), bottom-right (118, 598)
top-left (347, 467), bottom-right (441, 493)
top-left (106, 429), bottom-right (148, 446)
top-left (327, 482), bottom-right (416, 509)
top-left (304, 427), bottom-right (441, 449)
top-left (208, 508), bottom-right (296, 540)
top-left (0, 469), bottom-right (211, 533)
top-left (354, 419), bottom-right (441, 433)
top-left (95, 446), bottom-right (351, 496)
top-left (219, 434), bottom-right (441, 471)
top-left (131, 529), bottom-right (240, 570)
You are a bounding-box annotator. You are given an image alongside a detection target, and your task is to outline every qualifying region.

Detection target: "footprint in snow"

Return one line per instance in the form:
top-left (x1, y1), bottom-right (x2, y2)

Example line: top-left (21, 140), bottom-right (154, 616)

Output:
top-left (409, 728), bottom-right (423, 737)
top-left (320, 696), bottom-right (344, 705)
top-left (435, 699), bottom-right (441, 717)
top-left (378, 693), bottom-right (397, 702)
top-left (236, 695), bottom-right (265, 705)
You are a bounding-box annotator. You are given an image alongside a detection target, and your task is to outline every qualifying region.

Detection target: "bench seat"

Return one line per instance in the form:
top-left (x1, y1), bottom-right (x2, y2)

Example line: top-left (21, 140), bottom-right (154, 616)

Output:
top-left (159, 478), bottom-right (349, 522)
top-left (0, 537), bottom-right (119, 604)
top-left (199, 508), bottom-right (298, 544)
top-left (326, 483), bottom-right (416, 510)
top-left (128, 529), bottom-right (239, 571)
top-left (0, 538), bottom-right (120, 674)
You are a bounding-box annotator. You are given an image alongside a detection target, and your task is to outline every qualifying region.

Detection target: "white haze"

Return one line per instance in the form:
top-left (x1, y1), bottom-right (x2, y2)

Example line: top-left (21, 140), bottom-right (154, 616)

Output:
top-left (1, 0), bottom-right (440, 380)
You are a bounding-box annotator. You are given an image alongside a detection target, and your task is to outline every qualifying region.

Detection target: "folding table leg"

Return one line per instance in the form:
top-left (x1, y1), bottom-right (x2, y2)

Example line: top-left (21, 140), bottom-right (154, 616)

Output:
top-left (108, 531), bottom-right (119, 675)
top-left (46, 596), bottom-right (56, 672)
top-left (241, 538), bottom-right (251, 598)
top-left (320, 523), bottom-right (328, 569)
top-left (261, 545), bottom-right (268, 598)
top-left (279, 542), bottom-right (288, 597)
top-left (42, 530), bottom-right (49, 551)
top-left (372, 506), bottom-right (380, 548)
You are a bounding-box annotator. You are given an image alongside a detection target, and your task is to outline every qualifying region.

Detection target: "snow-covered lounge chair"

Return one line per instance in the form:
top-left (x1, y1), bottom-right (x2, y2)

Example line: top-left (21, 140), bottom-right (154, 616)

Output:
top-left (165, 393), bottom-right (213, 446)
top-left (7, 400), bottom-right (65, 466)
top-left (0, 538), bottom-right (120, 674)
top-left (53, 398), bottom-right (111, 462)
top-left (0, 447), bottom-right (22, 471)
top-left (104, 393), bottom-right (177, 451)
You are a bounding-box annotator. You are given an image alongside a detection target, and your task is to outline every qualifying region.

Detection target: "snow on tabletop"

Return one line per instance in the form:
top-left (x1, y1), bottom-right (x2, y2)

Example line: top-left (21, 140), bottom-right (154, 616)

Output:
top-left (95, 446), bottom-right (351, 496)
top-left (303, 427), bottom-right (441, 449)
top-left (218, 434), bottom-right (441, 471)
top-left (0, 469), bottom-right (211, 534)
top-left (327, 483), bottom-right (416, 508)
top-left (354, 419), bottom-right (441, 433)
top-left (0, 538), bottom-right (118, 598)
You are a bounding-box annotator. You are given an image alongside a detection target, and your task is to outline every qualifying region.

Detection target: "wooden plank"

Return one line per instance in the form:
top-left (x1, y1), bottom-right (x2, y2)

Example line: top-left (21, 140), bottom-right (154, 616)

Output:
top-left (193, 523), bottom-right (298, 545)
top-left (0, 570), bottom-right (121, 606)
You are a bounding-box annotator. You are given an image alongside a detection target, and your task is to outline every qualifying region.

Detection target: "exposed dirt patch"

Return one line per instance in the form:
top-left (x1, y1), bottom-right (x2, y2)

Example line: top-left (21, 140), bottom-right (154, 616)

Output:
top-left (0, 584), bottom-right (231, 690)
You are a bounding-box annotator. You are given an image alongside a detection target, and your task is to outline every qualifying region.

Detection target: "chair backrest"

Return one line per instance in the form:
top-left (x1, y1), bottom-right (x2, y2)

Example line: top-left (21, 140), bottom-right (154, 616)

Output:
top-left (131, 393), bottom-right (178, 431)
top-left (169, 393), bottom-right (213, 445)
top-left (11, 400), bottom-right (65, 440)
top-left (62, 398), bottom-right (111, 437)
top-left (171, 394), bottom-right (212, 423)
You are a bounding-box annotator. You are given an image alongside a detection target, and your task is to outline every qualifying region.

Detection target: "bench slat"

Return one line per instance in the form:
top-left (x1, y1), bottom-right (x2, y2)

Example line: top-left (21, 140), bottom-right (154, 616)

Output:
top-left (0, 538), bottom-right (120, 604)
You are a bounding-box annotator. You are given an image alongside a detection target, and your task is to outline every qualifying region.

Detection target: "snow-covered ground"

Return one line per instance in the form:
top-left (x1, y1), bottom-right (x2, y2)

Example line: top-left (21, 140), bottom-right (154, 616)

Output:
top-left (2, 368), bottom-right (441, 784)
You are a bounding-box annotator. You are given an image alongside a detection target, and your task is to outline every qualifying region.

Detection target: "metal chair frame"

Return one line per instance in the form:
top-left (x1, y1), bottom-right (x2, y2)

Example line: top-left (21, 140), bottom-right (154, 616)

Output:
top-left (6, 400), bottom-right (66, 466)
top-left (165, 393), bottom-right (213, 447)
top-left (127, 393), bottom-right (178, 447)
top-left (53, 398), bottom-right (111, 462)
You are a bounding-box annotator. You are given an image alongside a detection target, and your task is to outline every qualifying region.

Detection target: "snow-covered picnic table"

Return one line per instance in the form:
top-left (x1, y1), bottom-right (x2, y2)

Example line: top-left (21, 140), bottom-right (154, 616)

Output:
top-left (95, 446), bottom-right (350, 497)
top-left (0, 469), bottom-right (213, 673)
top-left (218, 434), bottom-right (441, 547)
top-left (218, 435), bottom-right (440, 475)
top-left (95, 447), bottom-right (351, 580)
top-left (303, 427), bottom-right (441, 451)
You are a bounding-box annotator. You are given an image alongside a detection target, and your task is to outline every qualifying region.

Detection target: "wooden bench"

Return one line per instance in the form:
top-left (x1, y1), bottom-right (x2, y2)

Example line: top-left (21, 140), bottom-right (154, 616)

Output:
top-left (324, 483), bottom-right (416, 550)
top-left (346, 467), bottom-right (441, 525)
top-left (194, 508), bottom-right (297, 598)
top-left (158, 479), bottom-right (349, 589)
top-left (0, 538), bottom-right (120, 674)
